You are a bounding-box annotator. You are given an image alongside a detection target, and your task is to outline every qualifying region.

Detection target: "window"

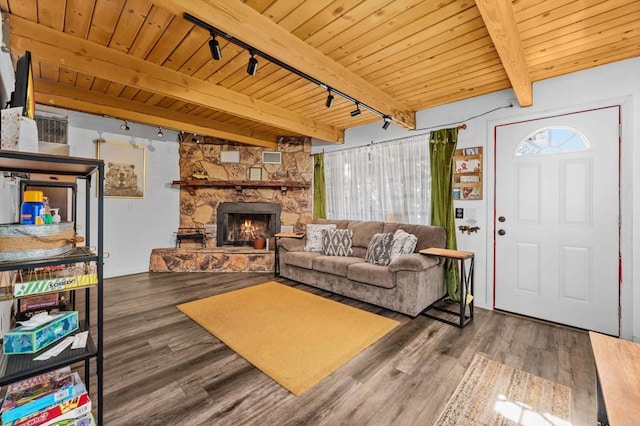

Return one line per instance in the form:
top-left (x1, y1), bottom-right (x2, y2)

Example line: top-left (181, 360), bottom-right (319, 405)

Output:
top-left (324, 135), bottom-right (431, 224)
top-left (515, 126), bottom-right (590, 156)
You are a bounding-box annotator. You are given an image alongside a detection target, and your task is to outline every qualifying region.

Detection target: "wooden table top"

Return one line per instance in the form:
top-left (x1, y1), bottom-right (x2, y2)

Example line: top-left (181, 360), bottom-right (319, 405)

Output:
top-left (274, 232), bottom-right (305, 238)
top-left (419, 248), bottom-right (474, 260)
top-left (589, 331), bottom-right (640, 425)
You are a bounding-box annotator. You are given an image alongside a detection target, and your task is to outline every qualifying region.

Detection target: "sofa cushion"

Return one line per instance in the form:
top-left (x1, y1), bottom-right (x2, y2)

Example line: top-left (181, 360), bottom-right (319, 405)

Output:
top-left (365, 232), bottom-right (394, 266)
top-left (321, 228), bottom-right (354, 256)
top-left (383, 223), bottom-right (446, 251)
top-left (347, 262), bottom-right (396, 289)
top-left (348, 221), bottom-right (385, 249)
top-left (285, 251), bottom-right (322, 269)
top-left (313, 256), bottom-right (365, 276)
top-left (313, 219), bottom-right (350, 229)
top-left (390, 229), bottom-right (418, 260)
top-left (278, 237), bottom-right (305, 252)
top-left (305, 223), bottom-right (336, 252)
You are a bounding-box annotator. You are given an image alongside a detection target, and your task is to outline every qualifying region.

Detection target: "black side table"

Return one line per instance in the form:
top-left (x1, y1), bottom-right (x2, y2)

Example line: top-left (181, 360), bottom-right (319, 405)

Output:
top-left (419, 248), bottom-right (474, 328)
top-left (274, 232), bottom-right (304, 278)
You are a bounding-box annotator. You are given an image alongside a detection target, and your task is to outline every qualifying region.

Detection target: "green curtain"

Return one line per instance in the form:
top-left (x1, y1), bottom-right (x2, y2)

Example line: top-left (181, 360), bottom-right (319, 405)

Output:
top-left (313, 153), bottom-right (327, 219)
top-left (429, 128), bottom-right (459, 301)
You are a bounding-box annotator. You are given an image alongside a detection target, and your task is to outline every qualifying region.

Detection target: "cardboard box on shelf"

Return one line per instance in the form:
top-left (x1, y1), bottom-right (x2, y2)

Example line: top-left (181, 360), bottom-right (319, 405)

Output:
top-left (3, 311), bottom-right (79, 355)
top-left (1, 107), bottom-right (38, 152)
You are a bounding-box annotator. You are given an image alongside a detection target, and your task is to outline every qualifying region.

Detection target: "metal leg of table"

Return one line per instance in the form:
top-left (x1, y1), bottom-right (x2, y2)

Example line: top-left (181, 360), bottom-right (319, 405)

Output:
top-left (421, 256), bottom-right (474, 328)
top-left (459, 256), bottom-right (474, 327)
top-left (274, 237), bottom-right (280, 278)
top-left (596, 372), bottom-right (609, 425)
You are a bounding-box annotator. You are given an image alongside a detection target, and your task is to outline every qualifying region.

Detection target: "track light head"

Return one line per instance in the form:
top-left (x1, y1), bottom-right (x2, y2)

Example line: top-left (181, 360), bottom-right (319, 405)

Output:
top-left (157, 127), bottom-right (164, 138)
top-left (325, 89), bottom-right (334, 108)
top-left (120, 120), bottom-right (129, 131)
top-left (246, 51), bottom-right (258, 76)
top-left (382, 116), bottom-right (392, 130)
top-left (209, 34), bottom-right (222, 60)
top-left (350, 102), bottom-right (362, 117)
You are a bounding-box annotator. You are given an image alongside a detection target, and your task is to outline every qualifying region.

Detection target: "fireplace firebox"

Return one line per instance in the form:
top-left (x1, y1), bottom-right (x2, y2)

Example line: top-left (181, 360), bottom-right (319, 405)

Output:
top-left (216, 202), bottom-right (281, 247)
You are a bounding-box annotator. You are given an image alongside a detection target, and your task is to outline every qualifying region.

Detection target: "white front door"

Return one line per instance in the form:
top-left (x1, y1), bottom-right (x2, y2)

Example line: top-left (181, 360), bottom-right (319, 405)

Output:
top-left (494, 106), bottom-right (620, 335)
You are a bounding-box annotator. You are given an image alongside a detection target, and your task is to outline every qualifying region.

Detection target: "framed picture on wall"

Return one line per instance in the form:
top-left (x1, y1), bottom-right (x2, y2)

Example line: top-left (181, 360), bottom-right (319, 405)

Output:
top-left (249, 167), bottom-right (262, 181)
top-left (95, 140), bottom-right (145, 198)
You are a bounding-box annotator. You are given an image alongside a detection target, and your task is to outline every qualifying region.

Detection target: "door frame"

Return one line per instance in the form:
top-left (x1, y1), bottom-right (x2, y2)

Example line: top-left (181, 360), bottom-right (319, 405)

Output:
top-left (485, 97), bottom-right (633, 339)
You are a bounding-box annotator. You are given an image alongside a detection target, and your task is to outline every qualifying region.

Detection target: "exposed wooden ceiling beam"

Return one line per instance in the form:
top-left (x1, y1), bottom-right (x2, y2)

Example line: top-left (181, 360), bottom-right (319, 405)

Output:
top-left (35, 80), bottom-right (278, 149)
top-left (8, 15), bottom-right (344, 143)
top-left (474, 0), bottom-right (533, 107)
top-left (153, 0), bottom-right (416, 129)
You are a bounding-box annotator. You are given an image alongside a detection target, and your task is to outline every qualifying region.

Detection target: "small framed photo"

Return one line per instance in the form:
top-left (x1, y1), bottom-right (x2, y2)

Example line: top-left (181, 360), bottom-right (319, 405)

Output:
top-left (464, 147), bottom-right (478, 156)
top-left (249, 167), bottom-right (262, 181)
top-left (461, 186), bottom-right (480, 200)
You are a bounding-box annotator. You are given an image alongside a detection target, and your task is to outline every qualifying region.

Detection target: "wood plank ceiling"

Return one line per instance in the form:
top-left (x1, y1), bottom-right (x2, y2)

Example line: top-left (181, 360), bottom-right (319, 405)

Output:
top-left (1, 0), bottom-right (639, 148)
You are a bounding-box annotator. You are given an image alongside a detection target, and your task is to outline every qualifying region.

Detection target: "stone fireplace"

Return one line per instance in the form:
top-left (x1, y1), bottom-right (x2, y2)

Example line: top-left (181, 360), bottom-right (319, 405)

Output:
top-left (149, 136), bottom-right (312, 273)
top-left (217, 202), bottom-right (281, 246)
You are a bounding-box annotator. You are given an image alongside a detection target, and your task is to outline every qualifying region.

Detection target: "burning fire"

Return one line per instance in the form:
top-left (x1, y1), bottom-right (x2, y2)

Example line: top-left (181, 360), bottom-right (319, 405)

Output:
top-left (240, 220), bottom-right (255, 239)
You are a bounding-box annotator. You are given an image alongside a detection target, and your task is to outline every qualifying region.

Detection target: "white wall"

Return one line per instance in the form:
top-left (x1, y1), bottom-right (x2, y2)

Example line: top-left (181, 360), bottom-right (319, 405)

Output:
top-left (67, 112), bottom-right (180, 278)
top-left (322, 57), bottom-right (640, 341)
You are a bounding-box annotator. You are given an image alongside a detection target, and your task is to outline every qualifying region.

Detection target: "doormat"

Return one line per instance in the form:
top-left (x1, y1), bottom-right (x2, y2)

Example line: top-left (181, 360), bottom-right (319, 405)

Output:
top-left (435, 353), bottom-right (572, 425)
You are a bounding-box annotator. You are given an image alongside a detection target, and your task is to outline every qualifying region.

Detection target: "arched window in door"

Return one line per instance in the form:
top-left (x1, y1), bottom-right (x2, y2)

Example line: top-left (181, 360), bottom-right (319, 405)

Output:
top-left (514, 126), bottom-right (591, 156)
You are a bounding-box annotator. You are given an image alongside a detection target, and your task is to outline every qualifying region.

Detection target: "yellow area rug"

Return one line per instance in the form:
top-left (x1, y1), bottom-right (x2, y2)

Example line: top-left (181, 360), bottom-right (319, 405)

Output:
top-left (177, 281), bottom-right (399, 396)
top-left (435, 353), bottom-right (572, 425)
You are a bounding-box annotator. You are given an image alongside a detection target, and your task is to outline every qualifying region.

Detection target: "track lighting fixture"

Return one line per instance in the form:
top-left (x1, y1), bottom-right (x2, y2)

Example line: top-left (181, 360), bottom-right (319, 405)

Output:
top-left (350, 102), bottom-right (362, 117)
top-left (246, 51), bottom-right (258, 76)
top-left (325, 88), bottom-right (334, 108)
top-left (382, 116), bottom-right (392, 130)
top-left (157, 127), bottom-right (164, 138)
top-left (209, 33), bottom-right (222, 60)
top-left (120, 120), bottom-right (129, 131)
top-left (184, 13), bottom-right (396, 124)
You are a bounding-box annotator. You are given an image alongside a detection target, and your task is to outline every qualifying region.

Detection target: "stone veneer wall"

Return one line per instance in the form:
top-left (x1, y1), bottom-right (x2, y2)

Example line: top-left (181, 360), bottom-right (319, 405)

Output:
top-left (178, 135), bottom-right (313, 238)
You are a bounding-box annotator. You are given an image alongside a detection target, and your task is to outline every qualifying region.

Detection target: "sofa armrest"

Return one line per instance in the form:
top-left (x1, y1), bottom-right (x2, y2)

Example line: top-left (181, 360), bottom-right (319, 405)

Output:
top-left (388, 253), bottom-right (440, 272)
top-left (277, 237), bottom-right (305, 252)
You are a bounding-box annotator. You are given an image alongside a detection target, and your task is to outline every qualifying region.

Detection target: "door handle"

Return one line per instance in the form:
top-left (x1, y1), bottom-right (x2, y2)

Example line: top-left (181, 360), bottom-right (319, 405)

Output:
top-left (498, 229), bottom-right (506, 236)
top-left (498, 216), bottom-right (506, 222)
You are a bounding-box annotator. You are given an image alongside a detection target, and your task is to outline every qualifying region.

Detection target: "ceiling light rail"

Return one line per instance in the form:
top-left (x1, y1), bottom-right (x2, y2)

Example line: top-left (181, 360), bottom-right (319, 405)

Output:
top-left (183, 13), bottom-right (394, 130)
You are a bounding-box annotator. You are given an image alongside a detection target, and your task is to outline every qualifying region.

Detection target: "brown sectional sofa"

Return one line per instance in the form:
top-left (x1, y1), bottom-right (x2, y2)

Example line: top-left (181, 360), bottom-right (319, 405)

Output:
top-left (277, 219), bottom-right (447, 316)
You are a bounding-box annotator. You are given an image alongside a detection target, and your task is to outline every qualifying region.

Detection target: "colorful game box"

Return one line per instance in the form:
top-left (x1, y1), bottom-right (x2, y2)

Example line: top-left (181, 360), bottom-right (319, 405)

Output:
top-left (1, 368), bottom-right (86, 424)
top-left (6, 391), bottom-right (91, 426)
top-left (13, 262), bottom-right (97, 298)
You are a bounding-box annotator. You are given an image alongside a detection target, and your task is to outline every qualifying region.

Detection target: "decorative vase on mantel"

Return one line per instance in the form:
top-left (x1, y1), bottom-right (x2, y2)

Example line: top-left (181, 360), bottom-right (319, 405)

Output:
top-left (253, 237), bottom-right (266, 249)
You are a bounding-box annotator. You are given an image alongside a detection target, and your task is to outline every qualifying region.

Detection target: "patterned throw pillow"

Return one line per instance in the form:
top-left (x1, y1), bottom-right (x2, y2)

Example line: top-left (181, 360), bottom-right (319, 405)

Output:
top-left (321, 229), bottom-right (353, 256)
top-left (304, 224), bottom-right (337, 252)
top-left (390, 229), bottom-right (418, 260)
top-left (365, 233), bottom-right (394, 266)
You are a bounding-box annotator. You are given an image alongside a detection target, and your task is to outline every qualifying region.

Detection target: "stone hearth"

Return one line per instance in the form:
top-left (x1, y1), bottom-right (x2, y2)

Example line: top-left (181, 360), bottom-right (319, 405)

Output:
top-left (150, 247), bottom-right (273, 272)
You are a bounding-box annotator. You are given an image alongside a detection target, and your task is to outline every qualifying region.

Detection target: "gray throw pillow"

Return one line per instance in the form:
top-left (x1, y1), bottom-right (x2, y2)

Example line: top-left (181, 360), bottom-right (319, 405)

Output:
top-left (390, 229), bottom-right (418, 260)
top-left (365, 233), bottom-right (394, 266)
top-left (321, 228), bottom-right (353, 256)
top-left (304, 224), bottom-right (337, 252)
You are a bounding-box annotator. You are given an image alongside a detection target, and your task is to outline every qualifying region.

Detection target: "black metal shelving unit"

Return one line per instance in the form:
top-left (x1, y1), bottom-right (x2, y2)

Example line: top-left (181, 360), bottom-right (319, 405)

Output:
top-left (0, 151), bottom-right (104, 425)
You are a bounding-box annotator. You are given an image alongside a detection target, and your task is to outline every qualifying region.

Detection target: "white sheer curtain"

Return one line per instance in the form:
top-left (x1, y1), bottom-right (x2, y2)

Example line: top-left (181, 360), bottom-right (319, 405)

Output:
top-left (324, 135), bottom-right (431, 224)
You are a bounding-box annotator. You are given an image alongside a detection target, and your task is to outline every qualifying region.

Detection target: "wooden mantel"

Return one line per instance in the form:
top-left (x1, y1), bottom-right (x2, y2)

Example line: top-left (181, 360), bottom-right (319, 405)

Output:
top-left (172, 180), bottom-right (311, 191)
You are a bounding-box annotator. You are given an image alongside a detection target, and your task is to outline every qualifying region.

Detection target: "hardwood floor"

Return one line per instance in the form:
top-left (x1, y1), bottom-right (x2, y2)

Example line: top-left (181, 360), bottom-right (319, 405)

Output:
top-left (86, 272), bottom-right (596, 425)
